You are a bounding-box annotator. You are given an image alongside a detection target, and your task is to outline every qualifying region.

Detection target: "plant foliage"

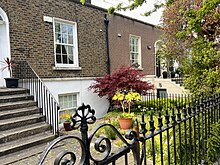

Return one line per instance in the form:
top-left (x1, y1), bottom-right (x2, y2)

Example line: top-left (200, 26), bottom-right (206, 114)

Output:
top-left (89, 66), bottom-right (154, 99)
top-left (0, 57), bottom-right (16, 77)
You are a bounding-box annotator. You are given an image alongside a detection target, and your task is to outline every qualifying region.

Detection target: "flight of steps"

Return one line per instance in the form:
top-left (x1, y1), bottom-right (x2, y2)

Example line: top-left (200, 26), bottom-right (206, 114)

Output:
top-left (0, 88), bottom-right (55, 165)
top-left (149, 78), bottom-right (189, 94)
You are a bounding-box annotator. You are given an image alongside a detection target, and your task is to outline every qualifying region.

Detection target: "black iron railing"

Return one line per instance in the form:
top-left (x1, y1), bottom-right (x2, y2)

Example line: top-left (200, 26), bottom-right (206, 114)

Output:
top-left (140, 93), bottom-right (189, 113)
top-left (17, 61), bottom-right (60, 135)
top-left (38, 94), bottom-right (220, 164)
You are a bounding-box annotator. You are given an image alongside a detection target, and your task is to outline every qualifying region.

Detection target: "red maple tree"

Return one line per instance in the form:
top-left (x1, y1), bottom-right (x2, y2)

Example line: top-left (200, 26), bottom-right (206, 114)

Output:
top-left (89, 66), bottom-right (154, 99)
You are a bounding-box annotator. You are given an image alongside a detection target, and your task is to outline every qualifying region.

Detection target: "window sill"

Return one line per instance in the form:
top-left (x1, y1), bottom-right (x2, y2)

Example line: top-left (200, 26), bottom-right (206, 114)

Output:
top-left (131, 66), bottom-right (143, 71)
top-left (53, 66), bottom-right (82, 71)
top-left (136, 67), bottom-right (143, 71)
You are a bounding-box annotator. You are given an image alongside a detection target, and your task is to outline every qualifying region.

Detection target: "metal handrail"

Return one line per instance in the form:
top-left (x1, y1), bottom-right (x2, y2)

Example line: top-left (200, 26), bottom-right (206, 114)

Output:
top-left (17, 60), bottom-right (60, 135)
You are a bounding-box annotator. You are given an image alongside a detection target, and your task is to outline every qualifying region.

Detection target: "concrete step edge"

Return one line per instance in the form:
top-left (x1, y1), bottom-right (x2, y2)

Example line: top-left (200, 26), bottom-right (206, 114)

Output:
top-left (0, 88), bottom-right (29, 96)
top-left (0, 100), bottom-right (37, 111)
top-left (0, 107), bottom-right (40, 119)
top-left (0, 143), bottom-right (48, 165)
top-left (0, 132), bottom-right (54, 156)
top-left (0, 122), bottom-right (50, 143)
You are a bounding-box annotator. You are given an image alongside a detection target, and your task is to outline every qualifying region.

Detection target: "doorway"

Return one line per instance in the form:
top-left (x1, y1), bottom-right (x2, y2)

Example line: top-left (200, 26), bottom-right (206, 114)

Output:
top-left (0, 7), bottom-right (11, 87)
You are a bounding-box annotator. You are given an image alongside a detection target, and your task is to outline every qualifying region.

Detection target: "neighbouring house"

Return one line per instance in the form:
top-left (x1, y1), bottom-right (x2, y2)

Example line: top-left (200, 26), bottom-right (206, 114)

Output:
top-left (108, 14), bottom-right (162, 76)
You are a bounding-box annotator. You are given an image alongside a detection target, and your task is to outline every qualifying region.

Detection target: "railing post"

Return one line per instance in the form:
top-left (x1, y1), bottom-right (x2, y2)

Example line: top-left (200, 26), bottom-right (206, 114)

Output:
top-left (131, 119), bottom-right (141, 165)
top-left (149, 113), bottom-right (156, 165)
top-left (72, 104), bottom-right (96, 165)
top-left (200, 96), bottom-right (206, 165)
top-left (171, 107), bottom-right (177, 165)
top-left (158, 111), bottom-right (164, 165)
top-left (140, 113), bottom-right (147, 165)
top-left (165, 110), bottom-right (171, 165)
top-left (177, 104), bottom-right (183, 165)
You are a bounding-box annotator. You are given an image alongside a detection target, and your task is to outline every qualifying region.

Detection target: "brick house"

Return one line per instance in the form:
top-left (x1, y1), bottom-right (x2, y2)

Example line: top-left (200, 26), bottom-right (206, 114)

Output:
top-left (0, 0), bottom-right (110, 118)
top-left (0, 0), bottom-right (162, 119)
top-left (108, 14), bottom-right (162, 76)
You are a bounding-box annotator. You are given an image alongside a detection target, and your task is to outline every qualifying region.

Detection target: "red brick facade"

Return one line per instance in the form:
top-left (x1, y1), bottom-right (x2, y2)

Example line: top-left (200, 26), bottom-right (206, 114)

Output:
top-left (108, 14), bottom-right (162, 75)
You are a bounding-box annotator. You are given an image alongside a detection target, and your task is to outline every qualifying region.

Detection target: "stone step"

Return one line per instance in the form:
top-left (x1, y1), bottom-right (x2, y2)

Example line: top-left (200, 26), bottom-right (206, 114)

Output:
top-left (0, 106), bottom-right (41, 120)
top-left (0, 131), bottom-right (54, 157)
top-left (0, 122), bottom-right (50, 143)
top-left (0, 100), bottom-right (37, 111)
top-left (0, 93), bottom-right (34, 103)
top-left (0, 88), bottom-right (29, 96)
top-left (0, 114), bottom-right (45, 131)
top-left (0, 143), bottom-right (48, 165)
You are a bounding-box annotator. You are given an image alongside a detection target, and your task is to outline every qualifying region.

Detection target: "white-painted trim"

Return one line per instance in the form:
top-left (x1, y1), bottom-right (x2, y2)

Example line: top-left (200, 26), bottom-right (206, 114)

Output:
top-left (42, 77), bottom-right (100, 81)
top-left (58, 92), bottom-right (79, 109)
top-left (43, 16), bottom-right (53, 23)
top-left (0, 7), bottom-right (11, 87)
top-left (53, 17), bottom-right (79, 68)
top-left (154, 40), bottom-right (163, 77)
top-left (129, 34), bottom-right (142, 68)
top-left (52, 66), bottom-right (82, 70)
top-left (0, 20), bottom-right (4, 24)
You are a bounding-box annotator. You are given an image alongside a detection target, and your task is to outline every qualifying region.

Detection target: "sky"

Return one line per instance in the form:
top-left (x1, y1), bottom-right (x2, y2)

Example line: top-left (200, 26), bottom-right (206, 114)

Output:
top-left (91, 0), bottom-right (164, 25)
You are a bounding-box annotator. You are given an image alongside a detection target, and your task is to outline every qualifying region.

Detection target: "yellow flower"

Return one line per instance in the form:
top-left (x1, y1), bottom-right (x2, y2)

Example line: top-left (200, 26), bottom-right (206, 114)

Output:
top-left (112, 91), bottom-right (124, 101)
top-left (125, 92), bottom-right (133, 102)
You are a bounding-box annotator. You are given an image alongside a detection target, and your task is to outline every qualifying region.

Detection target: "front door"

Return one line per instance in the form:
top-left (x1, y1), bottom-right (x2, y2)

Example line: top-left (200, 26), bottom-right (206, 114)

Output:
top-left (0, 8), bottom-right (11, 87)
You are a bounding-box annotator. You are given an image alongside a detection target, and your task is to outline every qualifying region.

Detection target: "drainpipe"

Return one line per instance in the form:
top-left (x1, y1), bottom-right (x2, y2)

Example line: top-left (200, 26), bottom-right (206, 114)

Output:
top-left (104, 14), bottom-right (110, 74)
top-left (104, 14), bottom-right (112, 111)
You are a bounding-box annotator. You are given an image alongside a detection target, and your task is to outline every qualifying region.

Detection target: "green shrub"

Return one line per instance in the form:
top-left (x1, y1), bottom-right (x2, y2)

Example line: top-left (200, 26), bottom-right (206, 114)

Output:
top-left (133, 97), bottom-right (189, 115)
top-left (206, 122), bottom-right (220, 163)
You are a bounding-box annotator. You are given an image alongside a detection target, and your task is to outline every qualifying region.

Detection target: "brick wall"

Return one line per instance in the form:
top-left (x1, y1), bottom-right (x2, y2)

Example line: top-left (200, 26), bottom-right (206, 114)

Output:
top-left (0, 0), bottom-right (108, 78)
top-left (108, 14), bottom-right (162, 75)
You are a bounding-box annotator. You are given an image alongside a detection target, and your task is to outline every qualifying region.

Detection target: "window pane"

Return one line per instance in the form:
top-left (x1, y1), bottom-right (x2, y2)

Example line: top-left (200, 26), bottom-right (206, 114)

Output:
top-left (68, 35), bottom-right (73, 44)
top-left (54, 21), bottom-right (77, 65)
top-left (63, 55), bottom-right (67, 64)
top-left (62, 24), bottom-right (68, 34)
top-left (62, 34), bottom-right (68, 44)
top-left (68, 55), bottom-right (74, 64)
top-left (56, 54), bottom-right (61, 63)
top-left (68, 25), bottom-right (73, 35)
top-left (55, 23), bottom-right (60, 33)
top-left (68, 46), bottom-right (73, 54)
top-left (56, 33), bottom-right (61, 43)
top-left (59, 94), bottom-right (78, 111)
top-left (62, 45), bottom-right (67, 54)
top-left (56, 45), bottom-right (61, 53)
top-left (130, 36), bottom-right (140, 66)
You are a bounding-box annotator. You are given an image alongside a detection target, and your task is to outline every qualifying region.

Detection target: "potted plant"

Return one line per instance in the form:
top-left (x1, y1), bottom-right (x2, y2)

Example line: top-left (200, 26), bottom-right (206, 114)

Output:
top-left (112, 90), bottom-right (141, 130)
top-left (0, 57), bottom-right (19, 88)
top-left (60, 113), bottom-right (72, 131)
top-left (162, 71), bottom-right (167, 79)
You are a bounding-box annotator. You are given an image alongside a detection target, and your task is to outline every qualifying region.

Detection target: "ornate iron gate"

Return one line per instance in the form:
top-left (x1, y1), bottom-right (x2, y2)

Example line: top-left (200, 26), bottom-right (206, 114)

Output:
top-left (38, 93), bottom-right (220, 165)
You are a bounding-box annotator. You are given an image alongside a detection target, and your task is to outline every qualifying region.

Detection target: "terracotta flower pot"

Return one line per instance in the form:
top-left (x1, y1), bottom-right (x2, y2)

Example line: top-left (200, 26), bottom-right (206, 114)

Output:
top-left (118, 118), bottom-right (133, 130)
top-left (63, 122), bottom-right (72, 131)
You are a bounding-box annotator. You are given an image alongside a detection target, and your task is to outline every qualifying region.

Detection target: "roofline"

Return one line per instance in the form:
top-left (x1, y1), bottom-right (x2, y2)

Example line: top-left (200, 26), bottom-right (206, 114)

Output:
top-left (68, 0), bottom-right (157, 28)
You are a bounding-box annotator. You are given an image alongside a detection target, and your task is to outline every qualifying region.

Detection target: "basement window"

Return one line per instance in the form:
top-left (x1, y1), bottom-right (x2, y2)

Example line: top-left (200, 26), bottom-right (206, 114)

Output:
top-left (58, 93), bottom-right (78, 122)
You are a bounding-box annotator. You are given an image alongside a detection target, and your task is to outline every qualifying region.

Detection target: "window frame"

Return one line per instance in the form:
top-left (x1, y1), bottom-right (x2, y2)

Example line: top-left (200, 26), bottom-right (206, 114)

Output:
top-left (58, 93), bottom-right (79, 123)
top-left (53, 18), bottom-right (79, 68)
top-left (58, 93), bottom-right (79, 111)
top-left (129, 34), bottom-right (142, 68)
